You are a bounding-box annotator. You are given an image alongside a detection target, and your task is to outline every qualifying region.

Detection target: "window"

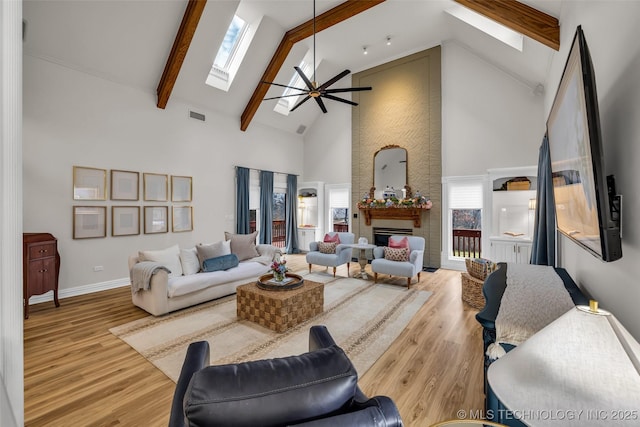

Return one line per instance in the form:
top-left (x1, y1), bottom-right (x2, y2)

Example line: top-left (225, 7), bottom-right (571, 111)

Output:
top-left (326, 185), bottom-right (350, 233)
top-left (445, 5), bottom-right (523, 51)
top-left (273, 52), bottom-right (317, 115)
top-left (206, 13), bottom-right (262, 91)
top-left (442, 176), bottom-right (485, 268)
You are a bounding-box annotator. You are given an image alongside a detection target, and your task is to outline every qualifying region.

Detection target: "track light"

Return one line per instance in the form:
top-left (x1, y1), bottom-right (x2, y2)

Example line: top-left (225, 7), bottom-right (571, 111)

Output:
top-left (386, 36), bottom-right (391, 46)
top-left (363, 46), bottom-right (368, 55)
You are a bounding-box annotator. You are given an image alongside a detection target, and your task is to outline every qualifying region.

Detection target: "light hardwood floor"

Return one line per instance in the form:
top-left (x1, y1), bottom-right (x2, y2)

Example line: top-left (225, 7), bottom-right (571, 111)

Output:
top-left (24, 254), bottom-right (484, 426)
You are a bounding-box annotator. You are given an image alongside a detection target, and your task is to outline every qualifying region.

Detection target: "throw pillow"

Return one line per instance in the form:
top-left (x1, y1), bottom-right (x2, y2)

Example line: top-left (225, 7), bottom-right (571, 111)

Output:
top-left (202, 254), bottom-right (240, 272)
top-left (196, 241), bottom-right (231, 268)
top-left (323, 233), bottom-right (341, 244)
top-left (388, 236), bottom-right (409, 249)
top-left (384, 246), bottom-right (409, 262)
top-left (224, 231), bottom-right (260, 261)
top-left (465, 258), bottom-right (496, 280)
top-left (318, 241), bottom-right (337, 254)
top-left (180, 247), bottom-right (201, 275)
top-left (138, 244), bottom-right (183, 277)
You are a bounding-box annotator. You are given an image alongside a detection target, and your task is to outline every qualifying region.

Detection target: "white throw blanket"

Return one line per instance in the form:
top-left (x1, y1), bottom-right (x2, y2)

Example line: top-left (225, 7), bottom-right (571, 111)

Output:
top-left (487, 263), bottom-right (575, 359)
top-left (130, 261), bottom-right (171, 293)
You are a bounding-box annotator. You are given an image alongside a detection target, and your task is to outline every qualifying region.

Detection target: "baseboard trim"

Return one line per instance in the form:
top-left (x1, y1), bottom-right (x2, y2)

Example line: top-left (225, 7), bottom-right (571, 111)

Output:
top-left (28, 277), bottom-right (130, 305)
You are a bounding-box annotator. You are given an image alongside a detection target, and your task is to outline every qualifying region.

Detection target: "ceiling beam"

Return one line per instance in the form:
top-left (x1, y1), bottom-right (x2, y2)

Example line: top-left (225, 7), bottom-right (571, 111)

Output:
top-left (157, 0), bottom-right (207, 109)
top-left (240, 0), bottom-right (385, 132)
top-left (453, 0), bottom-right (559, 51)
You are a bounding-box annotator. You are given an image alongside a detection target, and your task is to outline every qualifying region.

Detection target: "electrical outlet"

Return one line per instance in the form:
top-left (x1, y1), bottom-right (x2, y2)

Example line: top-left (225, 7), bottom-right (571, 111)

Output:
top-left (93, 265), bottom-right (104, 272)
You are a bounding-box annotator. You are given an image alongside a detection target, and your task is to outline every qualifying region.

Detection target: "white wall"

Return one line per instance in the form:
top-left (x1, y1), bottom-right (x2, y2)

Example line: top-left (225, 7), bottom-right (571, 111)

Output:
top-left (302, 102), bottom-right (352, 184)
top-left (442, 41), bottom-right (545, 176)
top-left (23, 55), bottom-right (303, 294)
top-left (546, 2), bottom-right (640, 339)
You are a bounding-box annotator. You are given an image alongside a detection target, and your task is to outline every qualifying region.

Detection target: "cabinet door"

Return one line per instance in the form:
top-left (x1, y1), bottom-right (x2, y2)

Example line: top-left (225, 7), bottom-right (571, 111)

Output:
top-left (28, 257), bottom-right (56, 296)
top-left (490, 241), bottom-right (517, 263)
top-left (516, 243), bottom-right (532, 264)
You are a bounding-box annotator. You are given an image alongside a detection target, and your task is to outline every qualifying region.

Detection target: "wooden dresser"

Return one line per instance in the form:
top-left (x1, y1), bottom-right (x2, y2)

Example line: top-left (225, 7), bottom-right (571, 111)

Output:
top-left (23, 233), bottom-right (60, 319)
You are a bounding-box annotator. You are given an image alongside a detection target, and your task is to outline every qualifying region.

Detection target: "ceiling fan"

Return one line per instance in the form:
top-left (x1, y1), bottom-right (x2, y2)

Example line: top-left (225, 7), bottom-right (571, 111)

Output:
top-left (262, 0), bottom-right (372, 113)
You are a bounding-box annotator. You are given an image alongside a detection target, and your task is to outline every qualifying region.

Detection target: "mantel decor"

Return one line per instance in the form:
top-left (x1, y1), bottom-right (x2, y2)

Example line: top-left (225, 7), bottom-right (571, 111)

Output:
top-left (357, 195), bottom-right (432, 227)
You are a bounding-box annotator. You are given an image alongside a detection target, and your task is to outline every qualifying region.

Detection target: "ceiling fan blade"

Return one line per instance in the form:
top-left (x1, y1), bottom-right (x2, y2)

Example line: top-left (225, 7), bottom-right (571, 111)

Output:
top-left (323, 93), bottom-right (358, 107)
top-left (290, 94), bottom-right (312, 112)
top-left (318, 69), bottom-right (351, 90)
top-left (315, 96), bottom-right (328, 113)
top-left (261, 80), bottom-right (307, 91)
top-left (294, 66), bottom-right (315, 90)
top-left (324, 86), bottom-right (372, 93)
top-left (263, 92), bottom-right (308, 101)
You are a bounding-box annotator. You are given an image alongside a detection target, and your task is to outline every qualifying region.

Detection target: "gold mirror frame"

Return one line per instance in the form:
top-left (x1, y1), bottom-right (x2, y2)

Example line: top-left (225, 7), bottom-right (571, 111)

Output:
top-left (371, 144), bottom-right (410, 199)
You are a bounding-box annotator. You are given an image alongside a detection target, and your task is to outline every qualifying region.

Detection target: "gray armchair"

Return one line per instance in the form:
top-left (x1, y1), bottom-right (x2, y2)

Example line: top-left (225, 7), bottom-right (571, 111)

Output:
top-left (371, 235), bottom-right (425, 288)
top-left (306, 232), bottom-right (354, 277)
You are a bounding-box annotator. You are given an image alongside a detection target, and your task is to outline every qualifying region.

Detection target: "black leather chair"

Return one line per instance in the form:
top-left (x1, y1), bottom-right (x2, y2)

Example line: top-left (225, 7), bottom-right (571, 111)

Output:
top-left (169, 325), bottom-right (403, 427)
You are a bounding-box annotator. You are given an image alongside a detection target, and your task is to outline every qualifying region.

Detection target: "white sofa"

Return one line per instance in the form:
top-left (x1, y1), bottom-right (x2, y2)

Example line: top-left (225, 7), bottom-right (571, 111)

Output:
top-left (128, 243), bottom-right (280, 316)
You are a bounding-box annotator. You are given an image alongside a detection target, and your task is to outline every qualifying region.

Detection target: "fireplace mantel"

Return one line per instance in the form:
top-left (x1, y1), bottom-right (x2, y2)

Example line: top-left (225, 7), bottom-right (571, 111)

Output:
top-left (360, 208), bottom-right (424, 227)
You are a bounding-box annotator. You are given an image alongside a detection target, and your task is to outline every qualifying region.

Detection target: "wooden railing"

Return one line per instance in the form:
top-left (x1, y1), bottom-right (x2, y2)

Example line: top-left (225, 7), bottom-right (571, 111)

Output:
top-left (453, 229), bottom-right (481, 258)
top-left (333, 222), bottom-right (348, 232)
top-left (249, 220), bottom-right (286, 248)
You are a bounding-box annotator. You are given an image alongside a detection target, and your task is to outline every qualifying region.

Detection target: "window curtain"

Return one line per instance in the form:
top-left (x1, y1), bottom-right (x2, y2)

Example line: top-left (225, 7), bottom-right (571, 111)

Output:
top-left (285, 174), bottom-right (300, 254)
top-left (530, 135), bottom-right (556, 265)
top-left (259, 170), bottom-right (274, 244)
top-left (235, 167), bottom-right (250, 234)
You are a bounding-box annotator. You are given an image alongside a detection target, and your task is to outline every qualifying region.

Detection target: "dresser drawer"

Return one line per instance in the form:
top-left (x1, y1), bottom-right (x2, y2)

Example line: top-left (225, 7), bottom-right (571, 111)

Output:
top-left (28, 242), bottom-right (56, 260)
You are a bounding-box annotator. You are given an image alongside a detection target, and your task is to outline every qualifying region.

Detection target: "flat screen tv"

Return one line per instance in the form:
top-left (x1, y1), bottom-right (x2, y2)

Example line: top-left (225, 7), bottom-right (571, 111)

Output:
top-left (547, 26), bottom-right (622, 262)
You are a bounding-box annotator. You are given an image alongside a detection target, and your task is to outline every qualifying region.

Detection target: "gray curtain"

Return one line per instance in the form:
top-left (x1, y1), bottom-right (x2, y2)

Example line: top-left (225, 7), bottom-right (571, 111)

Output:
top-left (285, 174), bottom-right (300, 254)
top-left (259, 170), bottom-right (273, 244)
top-left (530, 135), bottom-right (556, 265)
top-left (235, 167), bottom-right (250, 234)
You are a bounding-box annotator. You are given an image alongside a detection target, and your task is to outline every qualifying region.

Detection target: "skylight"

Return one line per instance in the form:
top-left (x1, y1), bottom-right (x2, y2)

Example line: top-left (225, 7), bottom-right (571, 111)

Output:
top-left (446, 5), bottom-right (523, 51)
top-left (274, 53), bottom-right (317, 116)
top-left (206, 13), bottom-right (260, 91)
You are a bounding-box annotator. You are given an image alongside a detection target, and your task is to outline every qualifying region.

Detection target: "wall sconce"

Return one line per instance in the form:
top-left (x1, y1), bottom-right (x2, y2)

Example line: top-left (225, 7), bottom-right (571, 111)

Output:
top-left (363, 46), bottom-right (368, 55)
top-left (528, 198), bottom-right (536, 210)
top-left (386, 36), bottom-right (391, 46)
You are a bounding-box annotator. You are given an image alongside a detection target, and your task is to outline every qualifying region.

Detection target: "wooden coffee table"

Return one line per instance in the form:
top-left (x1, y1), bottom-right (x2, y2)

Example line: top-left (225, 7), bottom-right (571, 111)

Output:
top-left (236, 278), bottom-right (324, 332)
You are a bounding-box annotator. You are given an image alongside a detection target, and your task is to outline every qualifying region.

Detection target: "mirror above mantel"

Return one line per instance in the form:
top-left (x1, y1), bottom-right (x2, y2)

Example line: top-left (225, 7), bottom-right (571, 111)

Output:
top-left (372, 145), bottom-right (409, 199)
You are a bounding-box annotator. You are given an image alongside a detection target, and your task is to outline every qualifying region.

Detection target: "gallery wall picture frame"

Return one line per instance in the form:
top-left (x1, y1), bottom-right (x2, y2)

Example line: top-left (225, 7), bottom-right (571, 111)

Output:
top-left (73, 166), bottom-right (107, 200)
top-left (112, 206), bottom-right (140, 237)
top-left (143, 173), bottom-right (168, 201)
top-left (111, 169), bottom-right (139, 201)
top-left (73, 206), bottom-right (107, 239)
top-left (172, 206), bottom-right (193, 232)
top-left (144, 206), bottom-right (168, 234)
top-left (171, 175), bottom-right (192, 202)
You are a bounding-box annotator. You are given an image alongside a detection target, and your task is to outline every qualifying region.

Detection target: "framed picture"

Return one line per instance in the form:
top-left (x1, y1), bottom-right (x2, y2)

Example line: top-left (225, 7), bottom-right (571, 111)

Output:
top-left (73, 166), bottom-right (107, 200)
top-left (112, 206), bottom-right (140, 236)
top-left (171, 175), bottom-right (192, 202)
top-left (73, 206), bottom-right (107, 239)
top-left (111, 170), bottom-right (139, 201)
top-left (143, 173), bottom-right (168, 201)
top-left (172, 206), bottom-right (193, 232)
top-left (144, 206), bottom-right (168, 234)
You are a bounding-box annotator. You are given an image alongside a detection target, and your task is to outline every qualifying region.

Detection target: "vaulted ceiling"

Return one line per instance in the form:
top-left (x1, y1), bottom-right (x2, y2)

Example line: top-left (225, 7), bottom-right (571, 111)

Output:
top-left (23, 0), bottom-right (562, 136)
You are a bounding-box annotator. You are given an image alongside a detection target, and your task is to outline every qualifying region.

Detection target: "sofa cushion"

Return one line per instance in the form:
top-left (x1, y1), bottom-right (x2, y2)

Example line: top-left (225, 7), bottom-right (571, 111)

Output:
top-left (224, 231), bottom-right (260, 261)
top-left (202, 254), bottom-right (239, 272)
top-left (139, 244), bottom-right (182, 277)
top-left (384, 247), bottom-right (409, 262)
top-left (196, 241), bottom-right (231, 268)
top-left (183, 345), bottom-right (357, 427)
top-left (180, 248), bottom-right (201, 275)
top-left (318, 242), bottom-right (337, 254)
top-left (167, 261), bottom-right (268, 298)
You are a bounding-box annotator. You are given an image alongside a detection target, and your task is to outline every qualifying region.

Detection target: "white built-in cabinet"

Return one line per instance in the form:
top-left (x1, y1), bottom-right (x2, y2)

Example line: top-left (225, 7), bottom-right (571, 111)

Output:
top-left (487, 167), bottom-right (536, 265)
top-left (490, 237), bottom-right (532, 264)
top-left (297, 182), bottom-right (324, 252)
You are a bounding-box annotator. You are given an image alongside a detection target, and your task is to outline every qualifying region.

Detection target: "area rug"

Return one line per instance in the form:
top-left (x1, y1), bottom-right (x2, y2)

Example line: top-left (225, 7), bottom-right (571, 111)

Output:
top-left (109, 272), bottom-right (432, 382)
